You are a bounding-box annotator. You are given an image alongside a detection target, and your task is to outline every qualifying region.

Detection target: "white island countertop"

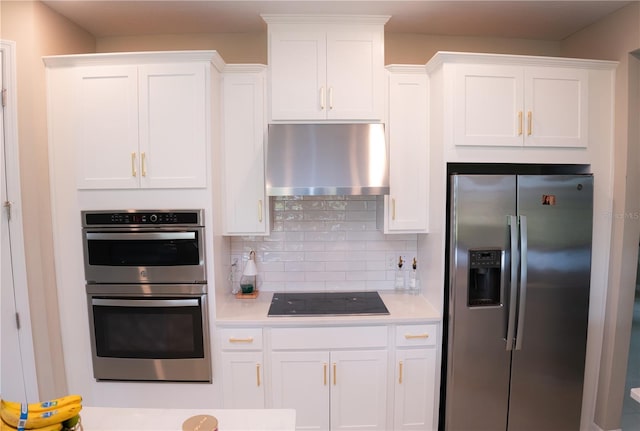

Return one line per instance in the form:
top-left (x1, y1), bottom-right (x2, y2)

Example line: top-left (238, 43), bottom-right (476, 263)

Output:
top-left (80, 407), bottom-right (296, 430)
top-left (215, 290), bottom-right (440, 325)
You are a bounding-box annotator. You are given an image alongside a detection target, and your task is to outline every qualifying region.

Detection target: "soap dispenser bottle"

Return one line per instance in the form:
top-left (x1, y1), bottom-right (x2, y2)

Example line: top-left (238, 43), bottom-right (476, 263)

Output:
top-left (394, 256), bottom-right (405, 291)
top-left (409, 257), bottom-right (419, 294)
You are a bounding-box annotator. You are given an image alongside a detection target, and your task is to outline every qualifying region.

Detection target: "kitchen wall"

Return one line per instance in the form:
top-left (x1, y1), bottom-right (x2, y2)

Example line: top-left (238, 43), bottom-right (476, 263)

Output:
top-left (230, 196), bottom-right (417, 293)
top-left (95, 31), bottom-right (562, 64)
top-left (561, 3), bottom-right (640, 430)
top-left (1, 0), bottom-right (95, 399)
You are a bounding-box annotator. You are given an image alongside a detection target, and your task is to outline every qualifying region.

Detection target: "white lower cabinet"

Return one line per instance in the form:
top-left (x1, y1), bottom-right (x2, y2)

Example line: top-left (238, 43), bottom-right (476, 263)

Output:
top-left (218, 323), bottom-right (438, 430)
top-left (219, 328), bottom-right (265, 408)
top-left (393, 325), bottom-right (438, 431)
top-left (270, 326), bottom-right (388, 430)
top-left (271, 349), bottom-right (388, 431)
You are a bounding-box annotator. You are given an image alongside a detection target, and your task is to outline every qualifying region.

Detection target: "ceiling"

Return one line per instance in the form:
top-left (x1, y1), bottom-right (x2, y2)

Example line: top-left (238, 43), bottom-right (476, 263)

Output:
top-left (41, 0), bottom-right (633, 41)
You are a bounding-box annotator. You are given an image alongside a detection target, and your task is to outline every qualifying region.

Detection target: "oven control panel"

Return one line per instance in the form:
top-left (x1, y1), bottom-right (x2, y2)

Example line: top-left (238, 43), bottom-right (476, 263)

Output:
top-left (83, 210), bottom-right (203, 226)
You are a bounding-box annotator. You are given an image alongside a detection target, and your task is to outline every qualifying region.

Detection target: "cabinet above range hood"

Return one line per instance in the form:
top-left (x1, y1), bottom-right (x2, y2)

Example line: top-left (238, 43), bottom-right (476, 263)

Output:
top-left (266, 123), bottom-right (389, 196)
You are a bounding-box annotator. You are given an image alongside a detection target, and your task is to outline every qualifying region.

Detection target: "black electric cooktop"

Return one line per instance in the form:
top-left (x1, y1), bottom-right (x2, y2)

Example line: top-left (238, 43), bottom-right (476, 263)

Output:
top-left (267, 291), bottom-right (389, 316)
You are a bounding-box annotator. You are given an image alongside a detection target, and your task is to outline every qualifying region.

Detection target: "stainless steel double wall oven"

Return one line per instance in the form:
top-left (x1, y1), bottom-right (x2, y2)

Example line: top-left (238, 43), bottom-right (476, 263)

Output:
top-left (82, 209), bottom-right (211, 382)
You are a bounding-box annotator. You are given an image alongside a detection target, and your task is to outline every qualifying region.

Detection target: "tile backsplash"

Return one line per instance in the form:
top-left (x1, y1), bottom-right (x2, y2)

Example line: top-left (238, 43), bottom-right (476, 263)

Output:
top-left (229, 196), bottom-right (418, 292)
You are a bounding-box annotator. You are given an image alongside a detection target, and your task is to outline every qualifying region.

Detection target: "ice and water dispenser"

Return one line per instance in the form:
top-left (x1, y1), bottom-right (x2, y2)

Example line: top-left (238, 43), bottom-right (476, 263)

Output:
top-left (468, 249), bottom-right (502, 307)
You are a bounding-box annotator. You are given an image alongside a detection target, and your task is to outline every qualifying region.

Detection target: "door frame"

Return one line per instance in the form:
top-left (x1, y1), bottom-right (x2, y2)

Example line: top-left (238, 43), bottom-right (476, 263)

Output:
top-left (1, 39), bottom-right (39, 401)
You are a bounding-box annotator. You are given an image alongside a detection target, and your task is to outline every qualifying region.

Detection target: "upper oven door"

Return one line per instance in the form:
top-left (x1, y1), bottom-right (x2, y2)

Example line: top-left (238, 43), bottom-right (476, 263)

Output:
top-left (82, 227), bottom-right (206, 284)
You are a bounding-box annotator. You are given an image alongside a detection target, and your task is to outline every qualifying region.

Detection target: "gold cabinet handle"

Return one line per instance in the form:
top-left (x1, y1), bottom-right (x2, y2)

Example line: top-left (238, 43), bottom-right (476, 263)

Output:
top-left (141, 152), bottom-right (147, 177)
top-left (518, 111), bottom-right (523, 136)
top-left (527, 111), bottom-right (532, 136)
top-left (333, 363), bottom-right (337, 385)
top-left (399, 361), bottom-right (403, 384)
top-left (392, 198), bottom-right (396, 221)
top-left (329, 87), bottom-right (333, 110)
top-left (228, 337), bottom-right (254, 343)
top-left (320, 86), bottom-right (325, 110)
top-left (323, 363), bottom-right (327, 386)
top-left (404, 333), bottom-right (429, 339)
top-left (256, 363), bottom-right (261, 387)
top-left (131, 152), bottom-right (137, 177)
top-left (258, 200), bottom-right (263, 223)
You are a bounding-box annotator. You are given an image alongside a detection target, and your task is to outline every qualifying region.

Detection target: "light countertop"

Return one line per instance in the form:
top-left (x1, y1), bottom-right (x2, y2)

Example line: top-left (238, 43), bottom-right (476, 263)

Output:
top-left (214, 290), bottom-right (440, 326)
top-left (80, 407), bottom-right (296, 430)
top-left (631, 388), bottom-right (640, 404)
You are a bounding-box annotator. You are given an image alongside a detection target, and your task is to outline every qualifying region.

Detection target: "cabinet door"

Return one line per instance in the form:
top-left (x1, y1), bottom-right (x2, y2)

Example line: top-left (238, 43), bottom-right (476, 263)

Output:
top-left (270, 31), bottom-right (327, 121)
top-left (394, 348), bottom-right (437, 430)
top-left (75, 65), bottom-right (139, 189)
top-left (387, 72), bottom-right (428, 232)
top-left (524, 67), bottom-right (588, 148)
top-left (222, 72), bottom-right (268, 235)
top-left (221, 351), bottom-right (265, 408)
top-left (326, 30), bottom-right (384, 120)
top-left (330, 350), bottom-right (388, 431)
top-left (271, 351), bottom-right (330, 430)
top-left (138, 63), bottom-right (207, 188)
top-left (453, 64), bottom-right (524, 147)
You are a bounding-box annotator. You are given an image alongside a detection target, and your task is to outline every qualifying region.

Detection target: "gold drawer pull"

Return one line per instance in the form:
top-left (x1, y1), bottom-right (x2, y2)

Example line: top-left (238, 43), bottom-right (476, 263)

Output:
top-left (256, 363), bottom-right (261, 387)
top-left (527, 111), bottom-right (533, 136)
top-left (404, 333), bottom-right (429, 339)
top-left (141, 152), bottom-right (147, 177)
top-left (228, 337), bottom-right (254, 343)
top-left (399, 361), bottom-right (403, 384)
top-left (518, 111), bottom-right (523, 136)
top-left (392, 198), bottom-right (396, 220)
top-left (333, 363), bottom-right (337, 385)
top-left (323, 363), bottom-right (327, 386)
top-left (131, 152), bottom-right (137, 177)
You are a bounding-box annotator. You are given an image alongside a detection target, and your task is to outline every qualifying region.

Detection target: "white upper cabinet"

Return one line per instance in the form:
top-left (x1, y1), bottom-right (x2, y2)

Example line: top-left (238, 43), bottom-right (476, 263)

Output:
top-left (71, 53), bottom-right (212, 189)
top-left (453, 63), bottom-right (588, 148)
top-left (75, 65), bottom-right (139, 189)
top-left (138, 63), bottom-right (207, 188)
top-left (383, 66), bottom-right (429, 233)
top-left (221, 66), bottom-right (269, 235)
top-left (264, 15), bottom-right (388, 122)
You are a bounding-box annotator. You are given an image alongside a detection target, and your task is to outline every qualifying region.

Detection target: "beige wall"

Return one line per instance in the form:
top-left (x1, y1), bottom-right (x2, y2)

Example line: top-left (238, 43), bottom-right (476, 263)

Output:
top-left (1, 0), bottom-right (95, 399)
top-left (384, 33), bottom-right (561, 64)
top-left (97, 32), bottom-right (268, 63)
top-left (96, 30), bottom-right (562, 65)
top-left (561, 2), bottom-right (640, 430)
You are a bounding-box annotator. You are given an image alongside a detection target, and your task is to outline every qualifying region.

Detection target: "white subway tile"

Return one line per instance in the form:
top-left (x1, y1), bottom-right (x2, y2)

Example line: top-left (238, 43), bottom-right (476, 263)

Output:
top-left (285, 261), bottom-right (325, 272)
top-left (326, 261), bottom-right (366, 271)
top-left (305, 271), bottom-right (346, 282)
top-left (226, 196), bottom-right (417, 293)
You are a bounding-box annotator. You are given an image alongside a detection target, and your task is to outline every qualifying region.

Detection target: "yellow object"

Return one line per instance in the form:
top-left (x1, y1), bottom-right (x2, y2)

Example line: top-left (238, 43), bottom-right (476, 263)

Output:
top-left (0, 399), bottom-right (81, 429)
top-left (0, 418), bottom-right (62, 431)
top-left (1, 395), bottom-right (81, 414)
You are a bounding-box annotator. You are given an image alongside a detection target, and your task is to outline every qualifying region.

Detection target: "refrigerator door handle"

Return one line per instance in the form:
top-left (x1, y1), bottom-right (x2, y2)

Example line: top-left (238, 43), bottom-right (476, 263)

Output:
top-left (515, 215), bottom-right (528, 350)
top-left (506, 215), bottom-right (519, 351)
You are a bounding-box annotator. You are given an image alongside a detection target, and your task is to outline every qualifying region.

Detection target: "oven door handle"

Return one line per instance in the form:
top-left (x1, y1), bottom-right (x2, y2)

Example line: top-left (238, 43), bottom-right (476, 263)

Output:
top-left (86, 232), bottom-right (196, 241)
top-left (92, 298), bottom-right (200, 307)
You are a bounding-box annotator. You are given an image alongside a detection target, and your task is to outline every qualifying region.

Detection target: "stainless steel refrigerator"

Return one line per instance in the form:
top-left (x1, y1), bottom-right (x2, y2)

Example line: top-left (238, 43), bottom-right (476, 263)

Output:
top-left (444, 174), bottom-right (593, 431)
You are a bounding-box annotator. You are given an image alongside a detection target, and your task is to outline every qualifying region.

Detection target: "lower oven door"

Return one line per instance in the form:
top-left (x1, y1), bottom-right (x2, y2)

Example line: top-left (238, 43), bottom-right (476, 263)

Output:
top-left (87, 288), bottom-right (211, 382)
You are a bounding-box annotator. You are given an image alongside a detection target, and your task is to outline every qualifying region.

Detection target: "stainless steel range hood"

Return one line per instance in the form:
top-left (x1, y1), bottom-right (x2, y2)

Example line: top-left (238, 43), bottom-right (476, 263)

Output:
top-left (266, 123), bottom-right (389, 196)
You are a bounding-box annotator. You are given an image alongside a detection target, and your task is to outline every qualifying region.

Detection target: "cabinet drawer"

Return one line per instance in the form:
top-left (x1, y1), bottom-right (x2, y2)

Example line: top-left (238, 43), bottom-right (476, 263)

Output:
top-left (219, 328), bottom-right (263, 350)
top-left (271, 326), bottom-right (388, 350)
top-left (395, 324), bottom-right (437, 347)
